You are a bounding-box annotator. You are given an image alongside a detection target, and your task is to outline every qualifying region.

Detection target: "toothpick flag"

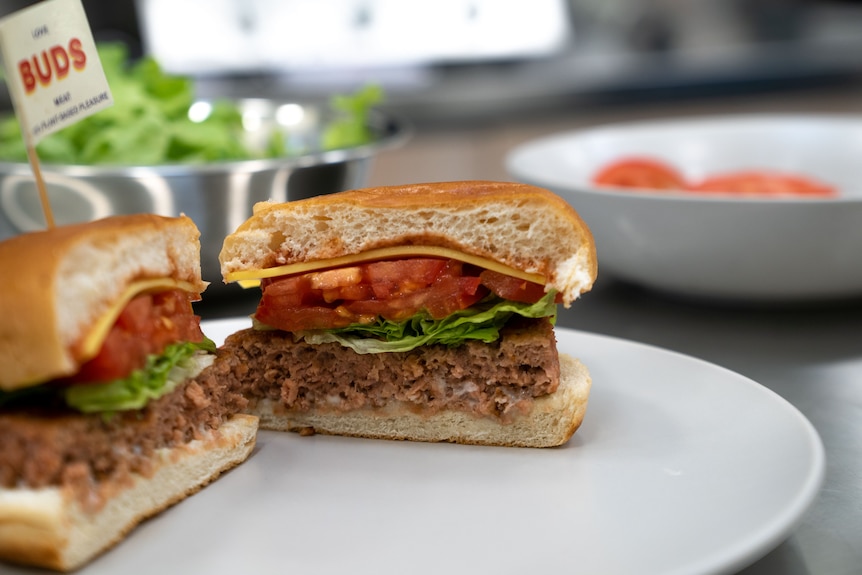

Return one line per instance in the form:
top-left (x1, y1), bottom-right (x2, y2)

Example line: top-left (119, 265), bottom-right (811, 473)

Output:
top-left (0, 0), bottom-right (113, 227)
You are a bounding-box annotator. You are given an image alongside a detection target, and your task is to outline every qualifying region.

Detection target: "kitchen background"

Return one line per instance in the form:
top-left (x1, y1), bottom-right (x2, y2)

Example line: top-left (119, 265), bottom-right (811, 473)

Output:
top-left (1, 3), bottom-right (862, 575)
top-left (3, 0), bottom-right (862, 190)
top-left (4, 0), bottom-right (862, 132)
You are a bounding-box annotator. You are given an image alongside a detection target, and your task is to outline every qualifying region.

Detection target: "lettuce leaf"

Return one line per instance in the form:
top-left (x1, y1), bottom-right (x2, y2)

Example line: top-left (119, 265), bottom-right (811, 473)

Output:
top-left (63, 338), bottom-right (216, 414)
top-left (297, 292), bottom-right (557, 354)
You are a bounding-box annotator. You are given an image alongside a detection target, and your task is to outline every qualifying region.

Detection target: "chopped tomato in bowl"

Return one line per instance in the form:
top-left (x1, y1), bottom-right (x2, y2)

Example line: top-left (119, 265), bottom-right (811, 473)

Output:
top-left (592, 158), bottom-right (686, 191)
top-left (592, 156), bottom-right (837, 198)
top-left (686, 172), bottom-right (836, 197)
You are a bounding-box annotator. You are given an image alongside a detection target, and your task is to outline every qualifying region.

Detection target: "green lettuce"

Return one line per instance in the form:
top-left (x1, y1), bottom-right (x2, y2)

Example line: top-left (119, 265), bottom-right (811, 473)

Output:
top-left (0, 44), bottom-right (384, 165)
top-left (296, 292), bottom-right (557, 354)
top-left (64, 338), bottom-right (216, 414)
top-left (322, 84), bottom-right (384, 150)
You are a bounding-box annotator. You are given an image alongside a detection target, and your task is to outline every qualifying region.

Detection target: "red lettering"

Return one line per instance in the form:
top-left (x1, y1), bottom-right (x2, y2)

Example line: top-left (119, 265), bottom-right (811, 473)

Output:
top-left (32, 51), bottom-right (52, 88)
top-left (18, 60), bottom-right (36, 94)
top-left (68, 38), bottom-right (85, 71)
top-left (50, 46), bottom-right (70, 79)
top-left (17, 39), bottom-right (88, 94)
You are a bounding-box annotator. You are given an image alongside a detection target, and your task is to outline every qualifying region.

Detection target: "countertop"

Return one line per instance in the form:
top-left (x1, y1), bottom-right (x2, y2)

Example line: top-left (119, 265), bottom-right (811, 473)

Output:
top-left (198, 86), bottom-right (862, 575)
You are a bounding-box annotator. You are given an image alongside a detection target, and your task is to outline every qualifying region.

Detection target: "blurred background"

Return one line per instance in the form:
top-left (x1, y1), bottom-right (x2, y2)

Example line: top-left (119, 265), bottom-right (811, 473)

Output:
top-left (4, 0), bottom-right (862, 122)
top-left (4, 0), bottom-right (862, 293)
top-left (3, 0), bottom-right (862, 182)
top-left (2, 7), bottom-right (861, 573)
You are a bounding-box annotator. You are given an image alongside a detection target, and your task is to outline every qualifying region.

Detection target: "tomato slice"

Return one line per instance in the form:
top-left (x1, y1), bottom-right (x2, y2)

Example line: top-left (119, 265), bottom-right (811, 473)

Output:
top-left (364, 259), bottom-right (448, 299)
top-left (593, 156), bottom-right (837, 198)
top-left (259, 275), bottom-right (322, 308)
top-left (343, 276), bottom-right (485, 321)
top-left (255, 258), bottom-right (560, 333)
top-left (479, 269), bottom-right (562, 303)
top-left (687, 171), bottom-right (836, 197)
top-left (257, 259), bottom-right (494, 331)
top-left (592, 158), bottom-right (686, 190)
top-left (256, 305), bottom-right (357, 332)
top-left (67, 290), bottom-right (205, 384)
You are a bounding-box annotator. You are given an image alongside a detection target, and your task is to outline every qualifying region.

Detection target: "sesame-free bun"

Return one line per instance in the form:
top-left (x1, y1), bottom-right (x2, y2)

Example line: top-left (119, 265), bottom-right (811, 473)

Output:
top-left (0, 214), bottom-right (206, 391)
top-left (219, 180), bottom-right (597, 306)
top-left (0, 414), bottom-right (258, 572)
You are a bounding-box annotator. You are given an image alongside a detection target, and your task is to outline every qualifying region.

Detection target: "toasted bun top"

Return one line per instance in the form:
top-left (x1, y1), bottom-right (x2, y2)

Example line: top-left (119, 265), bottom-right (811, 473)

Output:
top-left (220, 180), bottom-right (597, 305)
top-left (0, 214), bottom-right (205, 391)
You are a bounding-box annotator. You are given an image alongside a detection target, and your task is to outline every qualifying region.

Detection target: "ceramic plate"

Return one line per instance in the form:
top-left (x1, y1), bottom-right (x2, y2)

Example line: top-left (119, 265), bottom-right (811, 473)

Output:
top-left (14, 319), bottom-right (825, 575)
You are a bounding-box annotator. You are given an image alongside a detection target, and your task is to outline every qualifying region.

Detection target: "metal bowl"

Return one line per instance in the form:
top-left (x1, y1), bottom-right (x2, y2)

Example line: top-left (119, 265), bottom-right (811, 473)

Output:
top-left (0, 99), bottom-right (408, 298)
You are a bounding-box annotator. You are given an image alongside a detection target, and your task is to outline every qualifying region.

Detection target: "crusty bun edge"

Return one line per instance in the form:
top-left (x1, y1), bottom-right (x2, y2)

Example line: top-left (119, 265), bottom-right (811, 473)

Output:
top-left (248, 354), bottom-right (590, 448)
top-left (219, 180), bottom-right (597, 306)
top-left (0, 214), bottom-right (206, 391)
top-left (0, 414), bottom-right (258, 572)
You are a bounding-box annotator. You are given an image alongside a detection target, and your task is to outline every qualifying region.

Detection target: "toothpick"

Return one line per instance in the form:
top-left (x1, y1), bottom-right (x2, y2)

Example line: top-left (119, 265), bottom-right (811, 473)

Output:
top-left (25, 142), bottom-right (55, 229)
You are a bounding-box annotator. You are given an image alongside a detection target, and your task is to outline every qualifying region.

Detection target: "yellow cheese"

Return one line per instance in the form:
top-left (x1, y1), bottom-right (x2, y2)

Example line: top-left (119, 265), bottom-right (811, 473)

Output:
top-left (79, 278), bottom-right (200, 360)
top-left (225, 246), bottom-right (546, 289)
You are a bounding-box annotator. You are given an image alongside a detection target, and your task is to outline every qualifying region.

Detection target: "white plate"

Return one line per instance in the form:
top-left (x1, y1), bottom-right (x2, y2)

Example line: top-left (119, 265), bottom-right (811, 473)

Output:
top-left (505, 115), bottom-right (862, 301)
top-left (18, 319), bottom-right (824, 575)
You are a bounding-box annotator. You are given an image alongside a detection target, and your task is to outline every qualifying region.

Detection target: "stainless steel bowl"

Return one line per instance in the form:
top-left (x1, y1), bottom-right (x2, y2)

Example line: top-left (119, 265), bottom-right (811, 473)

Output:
top-left (0, 99), bottom-right (408, 298)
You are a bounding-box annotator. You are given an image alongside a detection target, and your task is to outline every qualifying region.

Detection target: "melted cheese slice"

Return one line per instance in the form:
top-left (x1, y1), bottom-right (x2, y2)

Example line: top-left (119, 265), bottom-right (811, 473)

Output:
top-left (79, 278), bottom-right (200, 360)
top-left (224, 246), bottom-right (546, 289)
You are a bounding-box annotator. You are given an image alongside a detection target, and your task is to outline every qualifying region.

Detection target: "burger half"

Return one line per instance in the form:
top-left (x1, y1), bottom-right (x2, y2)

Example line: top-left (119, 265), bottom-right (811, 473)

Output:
top-left (217, 180), bottom-right (596, 447)
top-left (0, 214), bottom-right (258, 571)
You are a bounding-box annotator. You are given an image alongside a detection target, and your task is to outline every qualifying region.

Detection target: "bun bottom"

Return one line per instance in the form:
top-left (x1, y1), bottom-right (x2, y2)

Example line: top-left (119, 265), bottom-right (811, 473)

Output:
top-left (250, 354), bottom-right (591, 448)
top-left (0, 414), bottom-right (259, 572)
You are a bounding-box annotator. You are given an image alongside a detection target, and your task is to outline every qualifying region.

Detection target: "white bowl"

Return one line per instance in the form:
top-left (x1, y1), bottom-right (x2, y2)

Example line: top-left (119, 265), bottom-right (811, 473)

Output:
top-left (506, 114), bottom-right (862, 303)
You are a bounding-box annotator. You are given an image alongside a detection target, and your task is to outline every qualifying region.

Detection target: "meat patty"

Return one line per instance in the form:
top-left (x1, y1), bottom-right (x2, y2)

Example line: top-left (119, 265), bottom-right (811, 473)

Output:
top-left (0, 363), bottom-right (247, 495)
top-left (218, 317), bottom-right (560, 423)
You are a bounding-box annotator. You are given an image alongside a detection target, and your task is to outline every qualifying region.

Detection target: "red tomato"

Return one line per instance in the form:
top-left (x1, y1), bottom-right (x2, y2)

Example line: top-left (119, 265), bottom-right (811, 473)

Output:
top-left (479, 269), bottom-right (560, 303)
top-left (344, 276), bottom-right (485, 321)
top-left (255, 305), bottom-right (357, 332)
top-left (321, 283), bottom-right (373, 303)
top-left (257, 259), bottom-right (488, 331)
top-left (68, 290), bottom-right (204, 384)
top-left (364, 259), bottom-right (448, 299)
top-left (260, 275), bottom-right (321, 307)
top-left (427, 276), bottom-right (485, 317)
top-left (687, 172), bottom-right (836, 197)
top-left (592, 158), bottom-right (687, 190)
top-left (255, 258), bottom-right (557, 333)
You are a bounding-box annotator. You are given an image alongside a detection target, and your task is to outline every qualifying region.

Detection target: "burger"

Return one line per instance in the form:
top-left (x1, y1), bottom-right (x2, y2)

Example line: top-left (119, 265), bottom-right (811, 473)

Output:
top-left (0, 214), bottom-right (258, 571)
top-left (216, 180), bottom-right (596, 448)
